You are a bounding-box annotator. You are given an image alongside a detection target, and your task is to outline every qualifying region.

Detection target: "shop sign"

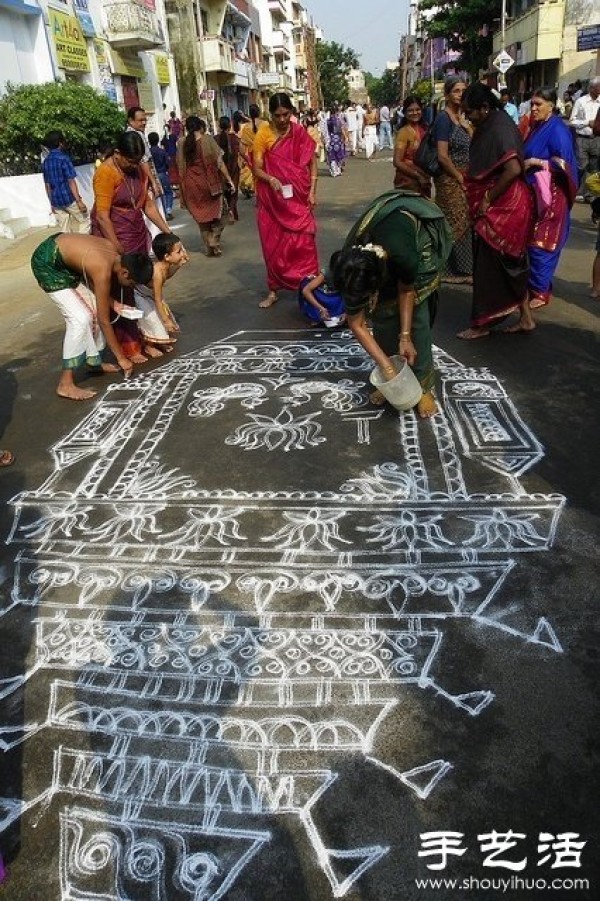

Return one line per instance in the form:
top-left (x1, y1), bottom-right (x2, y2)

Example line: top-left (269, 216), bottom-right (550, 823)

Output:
top-left (108, 46), bottom-right (146, 79)
top-left (48, 8), bottom-right (90, 73)
top-left (72, 0), bottom-right (95, 38)
top-left (577, 25), bottom-right (600, 52)
top-left (137, 81), bottom-right (155, 112)
top-left (93, 40), bottom-right (117, 103)
top-left (154, 54), bottom-right (170, 85)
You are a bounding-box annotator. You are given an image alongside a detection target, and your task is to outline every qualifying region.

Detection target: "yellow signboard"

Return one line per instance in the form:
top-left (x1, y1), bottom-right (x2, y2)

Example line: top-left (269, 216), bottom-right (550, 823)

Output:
top-left (93, 38), bottom-right (108, 68)
top-left (49, 9), bottom-right (90, 73)
top-left (108, 47), bottom-right (146, 79)
top-left (154, 54), bottom-right (170, 85)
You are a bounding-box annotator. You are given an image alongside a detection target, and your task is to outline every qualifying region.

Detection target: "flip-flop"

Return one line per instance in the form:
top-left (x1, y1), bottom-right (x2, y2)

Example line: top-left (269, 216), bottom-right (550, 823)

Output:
top-left (0, 450), bottom-right (15, 467)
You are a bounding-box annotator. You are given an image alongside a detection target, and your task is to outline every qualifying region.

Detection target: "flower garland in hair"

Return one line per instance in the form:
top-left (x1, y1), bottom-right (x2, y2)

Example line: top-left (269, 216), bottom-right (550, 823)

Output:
top-left (354, 242), bottom-right (387, 260)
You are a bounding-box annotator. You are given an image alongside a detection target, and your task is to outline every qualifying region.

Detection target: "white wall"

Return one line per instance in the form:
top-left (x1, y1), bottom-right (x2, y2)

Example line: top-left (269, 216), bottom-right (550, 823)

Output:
top-left (0, 163), bottom-right (95, 227)
top-left (0, 10), bottom-right (51, 87)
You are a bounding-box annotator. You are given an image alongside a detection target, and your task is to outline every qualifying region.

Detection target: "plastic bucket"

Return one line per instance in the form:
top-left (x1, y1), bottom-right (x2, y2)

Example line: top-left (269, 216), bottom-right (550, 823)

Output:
top-left (369, 355), bottom-right (423, 411)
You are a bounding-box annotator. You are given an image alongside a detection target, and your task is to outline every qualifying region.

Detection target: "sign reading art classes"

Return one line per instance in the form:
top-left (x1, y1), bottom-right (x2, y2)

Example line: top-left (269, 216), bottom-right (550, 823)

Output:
top-left (49, 8), bottom-right (90, 72)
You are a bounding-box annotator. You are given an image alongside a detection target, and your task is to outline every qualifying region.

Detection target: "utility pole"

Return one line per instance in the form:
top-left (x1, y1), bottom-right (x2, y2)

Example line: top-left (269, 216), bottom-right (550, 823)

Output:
top-left (401, 34), bottom-right (409, 101)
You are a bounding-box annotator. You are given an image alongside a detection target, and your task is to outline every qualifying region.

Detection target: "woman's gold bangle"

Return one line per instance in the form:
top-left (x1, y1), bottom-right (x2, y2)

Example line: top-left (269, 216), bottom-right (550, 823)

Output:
top-left (311, 176), bottom-right (318, 181)
top-left (400, 331), bottom-right (411, 337)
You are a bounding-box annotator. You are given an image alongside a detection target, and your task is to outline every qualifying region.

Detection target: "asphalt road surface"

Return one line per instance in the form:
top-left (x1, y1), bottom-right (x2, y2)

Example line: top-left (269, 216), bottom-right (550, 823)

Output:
top-left (0, 151), bottom-right (598, 901)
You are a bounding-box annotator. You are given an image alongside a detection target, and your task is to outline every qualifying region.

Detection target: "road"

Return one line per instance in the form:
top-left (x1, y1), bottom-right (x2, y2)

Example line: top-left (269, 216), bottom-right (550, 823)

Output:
top-left (0, 152), bottom-right (598, 901)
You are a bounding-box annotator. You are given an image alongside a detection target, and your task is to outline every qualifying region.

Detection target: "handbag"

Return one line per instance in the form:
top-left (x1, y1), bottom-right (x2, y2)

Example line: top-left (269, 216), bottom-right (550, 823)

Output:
top-left (414, 124), bottom-right (440, 177)
top-left (532, 167), bottom-right (553, 218)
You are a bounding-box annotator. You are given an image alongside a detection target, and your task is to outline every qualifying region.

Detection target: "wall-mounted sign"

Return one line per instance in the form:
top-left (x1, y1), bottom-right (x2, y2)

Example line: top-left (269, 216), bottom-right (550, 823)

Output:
top-left (137, 81), bottom-right (155, 113)
top-left (48, 8), bottom-right (90, 72)
top-left (107, 47), bottom-right (146, 79)
top-left (577, 25), bottom-right (600, 52)
top-left (154, 54), bottom-right (170, 85)
top-left (93, 39), bottom-right (117, 103)
top-left (72, 0), bottom-right (95, 38)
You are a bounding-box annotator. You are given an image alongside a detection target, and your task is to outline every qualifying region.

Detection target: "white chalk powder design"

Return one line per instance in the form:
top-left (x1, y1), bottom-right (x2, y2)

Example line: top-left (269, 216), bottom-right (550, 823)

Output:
top-left (1, 330), bottom-right (565, 898)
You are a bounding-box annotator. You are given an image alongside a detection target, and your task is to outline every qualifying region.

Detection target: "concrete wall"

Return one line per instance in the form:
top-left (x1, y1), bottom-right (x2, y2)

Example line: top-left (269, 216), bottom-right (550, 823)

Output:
top-left (0, 163), bottom-right (95, 228)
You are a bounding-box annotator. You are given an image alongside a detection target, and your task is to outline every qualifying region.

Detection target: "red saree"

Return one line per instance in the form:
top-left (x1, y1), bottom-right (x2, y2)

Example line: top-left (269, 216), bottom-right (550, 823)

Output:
top-left (256, 122), bottom-right (319, 291)
top-left (467, 150), bottom-right (533, 258)
top-left (466, 111), bottom-right (534, 327)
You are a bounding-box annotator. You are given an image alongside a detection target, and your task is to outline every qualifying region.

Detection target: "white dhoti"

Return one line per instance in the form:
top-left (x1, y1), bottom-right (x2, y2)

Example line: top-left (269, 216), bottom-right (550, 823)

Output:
top-left (49, 285), bottom-right (105, 369)
top-left (134, 284), bottom-right (176, 345)
top-left (364, 125), bottom-right (377, 159)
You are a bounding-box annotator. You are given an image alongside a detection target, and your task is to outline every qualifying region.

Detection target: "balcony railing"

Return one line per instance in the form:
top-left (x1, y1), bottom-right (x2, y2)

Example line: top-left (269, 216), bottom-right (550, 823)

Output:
top-left (104, 0), bottom-right (163, 49)
top-left (234, 57), bottom-right (250, 86)
top-left (271, 29), bottom-right (291, 57)
top-left (267, 0), bottom-right (286, 22)
top-left (201, 35), bottom-right (235, 74)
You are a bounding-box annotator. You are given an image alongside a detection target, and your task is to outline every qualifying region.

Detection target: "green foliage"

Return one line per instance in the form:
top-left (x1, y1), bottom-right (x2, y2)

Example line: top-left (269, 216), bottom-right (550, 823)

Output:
top-left (368, 68), bottom-right (402, 107)
top-left (411, 79), bottom-right (434, 104)
top-left (0, 81), bottom-right (125, 175)
top-left (316, 41), bottom-right (360, 109)
top-left (420, 0), bottom-right (501, 76)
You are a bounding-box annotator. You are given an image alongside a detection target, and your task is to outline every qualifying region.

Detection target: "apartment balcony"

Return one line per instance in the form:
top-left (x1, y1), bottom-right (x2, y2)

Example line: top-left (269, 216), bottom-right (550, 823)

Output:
top-left (104, 0), bottom-right (163, 49)
top-left (271, 29), bottom-right (291, 58)
top-left (492, 0), bottom-right (564, 63)
top-left (234, 57), bottom-right (250, 87)
top-left (268, 0), bottom-right (287, 23)
top-left (201, 35), bottom-right (235, 74)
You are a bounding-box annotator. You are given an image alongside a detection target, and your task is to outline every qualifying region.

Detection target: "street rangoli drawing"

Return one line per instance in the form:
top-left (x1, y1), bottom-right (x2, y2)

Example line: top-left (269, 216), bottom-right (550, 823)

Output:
top-left (1, 330), bottom-right (565, 899)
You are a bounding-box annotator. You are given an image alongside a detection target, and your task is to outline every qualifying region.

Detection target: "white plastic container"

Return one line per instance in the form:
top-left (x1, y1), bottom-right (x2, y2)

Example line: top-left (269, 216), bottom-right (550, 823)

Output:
top-left (369, 355), bottom-right (423, 411)
top-left (281, 184), bottom-right (293, 199)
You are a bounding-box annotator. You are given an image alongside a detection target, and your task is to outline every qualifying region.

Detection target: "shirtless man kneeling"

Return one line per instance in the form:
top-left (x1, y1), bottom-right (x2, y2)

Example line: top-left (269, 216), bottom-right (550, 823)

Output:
top-left (31, 233), bottom-right (153, 400)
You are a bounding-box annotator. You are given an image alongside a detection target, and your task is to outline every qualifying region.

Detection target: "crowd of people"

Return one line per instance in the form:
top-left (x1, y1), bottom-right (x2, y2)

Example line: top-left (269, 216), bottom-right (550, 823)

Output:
top-left (13, 76), bottom-right (595, 458)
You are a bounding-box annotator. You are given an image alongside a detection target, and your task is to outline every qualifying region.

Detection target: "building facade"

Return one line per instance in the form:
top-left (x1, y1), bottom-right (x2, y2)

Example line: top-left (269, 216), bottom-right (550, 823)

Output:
top-left (492, 0), bottom-right (600, 95)
top-left (0, 0), bottom-right (180, 133)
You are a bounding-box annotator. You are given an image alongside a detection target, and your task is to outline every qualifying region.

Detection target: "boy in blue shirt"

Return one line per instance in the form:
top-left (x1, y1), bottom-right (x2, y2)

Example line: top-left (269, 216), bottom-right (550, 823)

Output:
top-left (42, 131), bottom-right (90, 233)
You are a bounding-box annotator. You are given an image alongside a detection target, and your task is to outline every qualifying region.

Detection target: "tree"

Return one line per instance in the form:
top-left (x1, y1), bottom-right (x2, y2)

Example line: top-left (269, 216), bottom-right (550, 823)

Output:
top-left (0, 81), bottom-right (125, 176)
top-left (419, 0), bottom-right (501, 77)
top-left (410, 79), bottom-right (434, 105)
top-left (368, 67), bottom-right (402, 107)
top-left (315, 41), bottom-right (360, 109)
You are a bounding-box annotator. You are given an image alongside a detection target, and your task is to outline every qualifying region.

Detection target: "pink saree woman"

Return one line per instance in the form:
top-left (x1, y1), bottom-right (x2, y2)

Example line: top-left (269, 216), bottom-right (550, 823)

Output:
top-left (253, 93), bottom-right (319, 308)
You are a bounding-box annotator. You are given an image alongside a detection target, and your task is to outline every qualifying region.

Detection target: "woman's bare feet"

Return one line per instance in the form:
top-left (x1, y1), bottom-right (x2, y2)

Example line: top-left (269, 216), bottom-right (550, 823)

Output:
top-left (144, 345), bottom-right (164, 358)
top-left (129, 353), bottom-right (148, 364)
top-left (416, 391), bottom-right (438, 418)
top-left (99, 363), bottom-right (119, 373)
top-left (259, 291), bottom-right (278, 309)
top-left (503, 322), bottom-right (535, 334)
top-left (57, 385), bottom-right (97, 400)
top-left (0, 450), bottom-right (15, 467)
top-left (457, 327), bottom-right (490, 340)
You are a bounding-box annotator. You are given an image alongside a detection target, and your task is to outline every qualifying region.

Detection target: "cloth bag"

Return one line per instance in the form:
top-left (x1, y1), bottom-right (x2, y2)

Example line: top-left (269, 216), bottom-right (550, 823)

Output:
top-left (414, 125), bottom-right (440, 177)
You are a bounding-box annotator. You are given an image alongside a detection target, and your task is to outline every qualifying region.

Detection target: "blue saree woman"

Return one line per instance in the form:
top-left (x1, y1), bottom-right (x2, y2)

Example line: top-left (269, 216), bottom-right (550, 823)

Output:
top-left (508, 87), bottom-right (577, 332)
